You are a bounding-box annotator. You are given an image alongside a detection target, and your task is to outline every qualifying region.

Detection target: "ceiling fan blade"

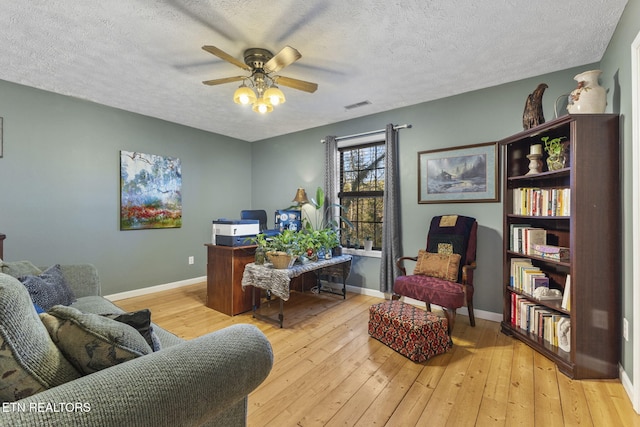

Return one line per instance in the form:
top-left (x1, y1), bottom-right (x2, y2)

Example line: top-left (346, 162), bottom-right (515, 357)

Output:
top-left (202, 76), bottom-right (245, 86)
top-left (275, 76), bottom-right (318, 93)
top-left (264, 46), bottom-right (301, 73)
top-left (202, 45), bottom-right (251, 71)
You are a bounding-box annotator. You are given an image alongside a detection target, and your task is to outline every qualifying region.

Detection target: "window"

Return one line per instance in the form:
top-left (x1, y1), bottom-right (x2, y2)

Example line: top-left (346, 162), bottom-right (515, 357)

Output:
top-left (338, 141), bottom-right (385, 249)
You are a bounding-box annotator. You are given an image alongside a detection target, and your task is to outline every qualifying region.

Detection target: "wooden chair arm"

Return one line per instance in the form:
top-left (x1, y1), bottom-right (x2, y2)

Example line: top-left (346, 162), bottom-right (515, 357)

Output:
top-left (461, 261), bottom-right (477, 285)
top-left (395, 256), bottom-right (418, 276)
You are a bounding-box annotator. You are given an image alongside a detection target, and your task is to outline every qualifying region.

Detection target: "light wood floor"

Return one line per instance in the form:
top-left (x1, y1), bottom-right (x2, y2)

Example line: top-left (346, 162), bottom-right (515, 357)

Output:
top-left (116, 283), bottom-right (640, 427)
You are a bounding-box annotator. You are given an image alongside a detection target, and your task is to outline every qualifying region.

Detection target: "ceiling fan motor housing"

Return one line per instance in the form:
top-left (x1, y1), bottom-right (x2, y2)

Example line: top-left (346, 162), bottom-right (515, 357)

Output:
top-left (244, 48), bottom-right (274, 69)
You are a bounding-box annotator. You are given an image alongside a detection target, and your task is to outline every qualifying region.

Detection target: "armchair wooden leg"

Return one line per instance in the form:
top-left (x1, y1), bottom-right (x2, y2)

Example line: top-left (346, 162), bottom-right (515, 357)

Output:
top-left (442, 308), bottom-right (456, 335)
top-left (467, 301), bottom-right (476, 327)
top-left (425, 302), bottom-right (432, 312)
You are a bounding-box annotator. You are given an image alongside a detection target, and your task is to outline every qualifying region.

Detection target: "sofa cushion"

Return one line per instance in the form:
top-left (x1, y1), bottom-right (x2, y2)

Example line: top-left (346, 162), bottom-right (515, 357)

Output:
top-left (0, 260), bottom-right (42, 278)
top-left (413, 250), bottom-right (461, 281)
top-left (40, 305), bottom-right (153, 375)
top-left (18, 264), bottom-right (76, 310)
top-left (0, 273), bottom-right (81, 402)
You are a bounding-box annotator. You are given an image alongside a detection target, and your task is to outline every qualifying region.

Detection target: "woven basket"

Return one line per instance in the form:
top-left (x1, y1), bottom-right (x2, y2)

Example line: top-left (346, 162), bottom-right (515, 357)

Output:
top-left (267, 252), bottom-right (296, 269)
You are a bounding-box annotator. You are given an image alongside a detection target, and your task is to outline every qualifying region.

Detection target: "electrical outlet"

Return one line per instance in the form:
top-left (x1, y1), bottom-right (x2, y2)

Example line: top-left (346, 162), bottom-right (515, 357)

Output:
top-left (188, 256), bottom-right (194, 265)
top-left (623, 318), bottom-right (629, 341)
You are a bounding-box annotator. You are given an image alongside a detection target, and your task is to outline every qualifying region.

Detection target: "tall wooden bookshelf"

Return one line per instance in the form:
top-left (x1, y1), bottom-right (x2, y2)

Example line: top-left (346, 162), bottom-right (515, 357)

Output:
top-left (500, 114), bottom-right (621, 379)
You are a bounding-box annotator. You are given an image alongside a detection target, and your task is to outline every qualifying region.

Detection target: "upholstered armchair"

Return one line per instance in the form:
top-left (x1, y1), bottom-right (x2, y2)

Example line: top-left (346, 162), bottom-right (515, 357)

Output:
top-left (393, 215), bottom-right (478, 332)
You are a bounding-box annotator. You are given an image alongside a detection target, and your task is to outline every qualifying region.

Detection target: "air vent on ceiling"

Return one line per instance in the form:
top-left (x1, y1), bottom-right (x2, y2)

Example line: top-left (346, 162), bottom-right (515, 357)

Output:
top-left (344, 100), bottom-right (372, 110)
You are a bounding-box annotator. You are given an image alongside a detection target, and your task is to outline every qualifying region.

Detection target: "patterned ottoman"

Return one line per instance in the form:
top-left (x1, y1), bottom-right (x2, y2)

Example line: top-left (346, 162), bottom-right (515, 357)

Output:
top-left (368, 301), bottom-right (452, 362)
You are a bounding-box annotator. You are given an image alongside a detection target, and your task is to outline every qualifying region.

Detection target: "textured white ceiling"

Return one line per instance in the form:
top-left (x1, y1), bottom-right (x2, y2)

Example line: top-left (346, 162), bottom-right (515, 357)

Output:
top-left (0, 0), bottom-right (628, 142)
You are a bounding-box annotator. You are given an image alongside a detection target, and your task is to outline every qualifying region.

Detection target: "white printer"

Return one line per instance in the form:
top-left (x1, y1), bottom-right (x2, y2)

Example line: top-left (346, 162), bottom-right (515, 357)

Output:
top-left (212, 219), bottom-right (260, 246)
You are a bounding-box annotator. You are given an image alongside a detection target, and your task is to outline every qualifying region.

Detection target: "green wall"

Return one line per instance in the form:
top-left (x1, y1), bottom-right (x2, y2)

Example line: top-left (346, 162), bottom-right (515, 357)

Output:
top-left (0, 80), bottom-right (252, 294)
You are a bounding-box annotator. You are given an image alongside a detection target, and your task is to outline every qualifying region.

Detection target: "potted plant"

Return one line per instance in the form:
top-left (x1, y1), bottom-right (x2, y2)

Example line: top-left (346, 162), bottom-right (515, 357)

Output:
top-left (251, 229), bottom-right (304, 269)
top-left (541, 136), bottom-right (568, 171)
top-left (364, 236), bottom-right (373, 252)
top-left (301, 186), bottom-right (354, 253)
top-left (252, 233), bottom-right (269, 265)
top-left (274, 229), bottom-right (306, 268)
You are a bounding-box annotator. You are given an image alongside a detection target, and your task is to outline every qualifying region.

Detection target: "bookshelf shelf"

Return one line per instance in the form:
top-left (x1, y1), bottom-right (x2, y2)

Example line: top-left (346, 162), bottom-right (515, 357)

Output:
top-left (505, 251), bottom-right (571, 268)
top-left (500, 114), bottom-right (621, 379)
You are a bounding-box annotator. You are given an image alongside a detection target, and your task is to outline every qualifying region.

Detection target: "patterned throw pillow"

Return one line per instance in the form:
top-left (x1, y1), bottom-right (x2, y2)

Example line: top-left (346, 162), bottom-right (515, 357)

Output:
top-left (19, 264), bottom-right (76, 310)
top-left (413, 250), bottom-right (461, 281)
top-left (40, 305), bottom-right (152, 375)
top-left (0, 273), bottom-right (81, 402)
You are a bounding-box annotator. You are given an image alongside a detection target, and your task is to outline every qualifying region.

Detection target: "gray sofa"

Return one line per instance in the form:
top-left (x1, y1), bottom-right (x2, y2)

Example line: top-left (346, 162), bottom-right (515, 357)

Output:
top-left (0, 264), bottom-right (273, 427)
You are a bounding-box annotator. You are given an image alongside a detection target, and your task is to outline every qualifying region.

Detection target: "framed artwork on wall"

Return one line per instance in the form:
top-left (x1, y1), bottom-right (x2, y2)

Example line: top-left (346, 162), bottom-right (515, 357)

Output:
top-left (120, 150), bottom-right (182, 230)
top-left (418, 141), bottom-right (499, 204)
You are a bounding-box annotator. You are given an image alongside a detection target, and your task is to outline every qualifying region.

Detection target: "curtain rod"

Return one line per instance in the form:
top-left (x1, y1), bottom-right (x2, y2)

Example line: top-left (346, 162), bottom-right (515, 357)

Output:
top-left (320, 123), bottom-right (412, 143)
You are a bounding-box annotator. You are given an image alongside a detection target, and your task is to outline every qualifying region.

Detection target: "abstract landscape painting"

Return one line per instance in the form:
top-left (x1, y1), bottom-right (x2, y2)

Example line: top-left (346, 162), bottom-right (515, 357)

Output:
top-left (120, 151), bottom-right (182, 230)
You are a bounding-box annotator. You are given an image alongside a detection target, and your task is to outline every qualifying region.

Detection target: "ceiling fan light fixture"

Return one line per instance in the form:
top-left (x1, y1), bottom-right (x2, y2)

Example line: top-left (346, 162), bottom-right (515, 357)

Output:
top-left (252, 97), bottom-right (273, 114)
top-left (233, 85), bottom-right (256, 105)
top-left (202, 45), bottom-right (318, 114)
top-left (264, 86), bottom-right (285, 106)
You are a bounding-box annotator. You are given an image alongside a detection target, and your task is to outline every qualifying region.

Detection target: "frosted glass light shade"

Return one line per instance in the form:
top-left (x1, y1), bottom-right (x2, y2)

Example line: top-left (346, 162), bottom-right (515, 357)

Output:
top-left (252, 98), bottom-right (273, 114)
top-left (233, 86), bottom-right (257, 105)
top-left (264, 86), bottom-right (285, 106)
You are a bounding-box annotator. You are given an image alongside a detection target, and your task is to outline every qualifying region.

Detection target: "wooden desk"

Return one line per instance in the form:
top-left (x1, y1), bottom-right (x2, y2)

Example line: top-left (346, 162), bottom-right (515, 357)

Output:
top-left (204, 244), bottom-right (256, 316)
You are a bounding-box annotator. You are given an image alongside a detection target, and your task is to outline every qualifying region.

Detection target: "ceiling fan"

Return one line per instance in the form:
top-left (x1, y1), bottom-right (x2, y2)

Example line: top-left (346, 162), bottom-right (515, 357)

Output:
top-left (201, 45), bottom-right (318, 113)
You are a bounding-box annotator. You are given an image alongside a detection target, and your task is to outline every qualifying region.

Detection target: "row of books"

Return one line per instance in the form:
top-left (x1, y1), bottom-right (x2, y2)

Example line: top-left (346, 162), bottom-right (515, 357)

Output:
top-left (510, 258), bottom-right (572, 309)
top-left (510, 225), bottom-right (546, 254)
top-left (512, 187), bottom-right (571, 216)
top-left (510, 258), bottom-right (551, 294)
top-left (510, 293), bottom-right (571, 352)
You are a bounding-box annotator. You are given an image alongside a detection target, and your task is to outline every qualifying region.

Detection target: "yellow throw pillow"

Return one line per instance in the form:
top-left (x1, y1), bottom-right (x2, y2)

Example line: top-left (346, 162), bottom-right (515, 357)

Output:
top-left (413, 250), bottom-right (461, 281)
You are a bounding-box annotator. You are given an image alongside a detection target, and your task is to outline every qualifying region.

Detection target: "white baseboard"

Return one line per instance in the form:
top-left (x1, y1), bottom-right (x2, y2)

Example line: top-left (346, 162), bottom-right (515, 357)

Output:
top-left (345, 285), bottom-right (503, 323)
top-left (105, 276), bottom-right (206, 301)
top-left (620, 363), bottom-right (635, 407)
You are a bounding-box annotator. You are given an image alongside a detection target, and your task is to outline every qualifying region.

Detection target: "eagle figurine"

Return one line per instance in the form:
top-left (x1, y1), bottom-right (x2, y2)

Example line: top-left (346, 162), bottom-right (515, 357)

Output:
top-left (522, 83), bottom-right (548, 130)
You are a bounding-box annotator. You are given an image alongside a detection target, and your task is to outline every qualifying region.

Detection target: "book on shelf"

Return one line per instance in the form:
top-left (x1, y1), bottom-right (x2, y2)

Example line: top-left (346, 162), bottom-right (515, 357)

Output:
top-left (523, 228), bottom-right (547, 255)
top-left (522, 268), bottom-right (545, 294)
top-left (510, 258), bottom-right (530, 287)
top-left (532, 276), bottom-right (550, 290)
top-left (561, 274), bottom-right (571, 311)
top-left (510, 224), bottom-right (531, 252)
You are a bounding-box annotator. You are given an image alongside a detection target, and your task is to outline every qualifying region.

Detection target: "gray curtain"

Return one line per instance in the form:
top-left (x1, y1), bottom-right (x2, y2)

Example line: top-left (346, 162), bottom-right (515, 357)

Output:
top-left (324, 136), bottom-right (339, 223)
top-left (379, 124), bottom-right (401, 293)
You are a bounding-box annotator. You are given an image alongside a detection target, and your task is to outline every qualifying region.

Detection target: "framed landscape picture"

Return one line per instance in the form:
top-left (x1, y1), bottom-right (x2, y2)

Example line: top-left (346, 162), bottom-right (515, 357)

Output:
top-left (120, 150), bottom-right (182, 230)
top-left (418, 141), bottom-right (499, 204)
